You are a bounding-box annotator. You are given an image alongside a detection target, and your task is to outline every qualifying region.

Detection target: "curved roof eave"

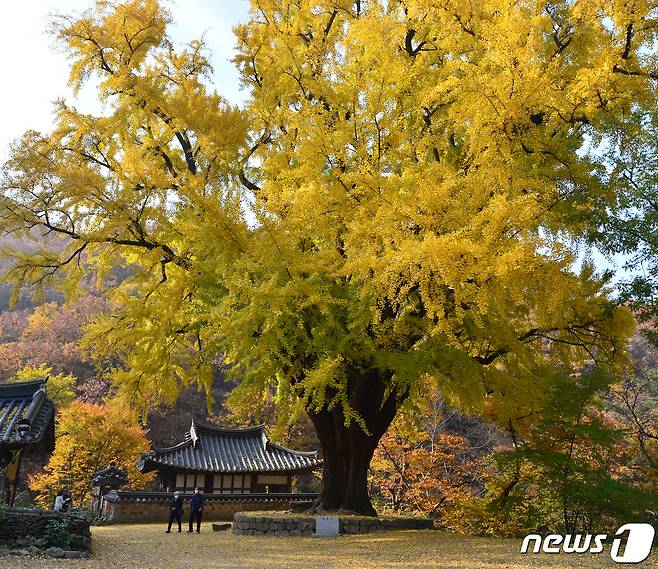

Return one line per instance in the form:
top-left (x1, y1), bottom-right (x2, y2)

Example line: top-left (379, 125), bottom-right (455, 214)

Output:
top-left (267, 442), bottom-right (319, 459)
top-left (150, 438), bottom-right (194, 454)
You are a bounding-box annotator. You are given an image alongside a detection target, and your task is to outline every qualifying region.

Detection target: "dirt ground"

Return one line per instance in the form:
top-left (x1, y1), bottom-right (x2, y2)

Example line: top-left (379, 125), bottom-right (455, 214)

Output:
top-left (3, 523), bottom-right (656, 569)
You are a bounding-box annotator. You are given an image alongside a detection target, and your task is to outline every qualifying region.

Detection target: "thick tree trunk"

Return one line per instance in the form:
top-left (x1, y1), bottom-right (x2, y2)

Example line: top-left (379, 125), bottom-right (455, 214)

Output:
top-left (307, 367), bottom-right (406, 516)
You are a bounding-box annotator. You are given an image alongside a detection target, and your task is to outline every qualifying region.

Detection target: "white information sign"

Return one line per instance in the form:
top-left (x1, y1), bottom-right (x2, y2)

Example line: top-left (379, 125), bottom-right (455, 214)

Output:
top-left (314, 515), bottom-right (340, 537)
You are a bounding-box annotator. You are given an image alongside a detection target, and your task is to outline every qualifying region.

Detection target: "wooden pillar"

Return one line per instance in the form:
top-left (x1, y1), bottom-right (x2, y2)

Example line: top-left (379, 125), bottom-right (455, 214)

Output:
top-left (4, 449), bottom-right (23, 506)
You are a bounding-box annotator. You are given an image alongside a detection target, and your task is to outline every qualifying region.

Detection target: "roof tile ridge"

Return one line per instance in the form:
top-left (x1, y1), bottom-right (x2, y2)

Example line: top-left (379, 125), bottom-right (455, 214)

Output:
top-left (192, 419), bottom-right (267, 436)
top-left (266, 441), bottom-right (320, 458)
top-left (0, 377), bottom-right (49, 398)
top-left (150, 438), bottom-right (194, 453)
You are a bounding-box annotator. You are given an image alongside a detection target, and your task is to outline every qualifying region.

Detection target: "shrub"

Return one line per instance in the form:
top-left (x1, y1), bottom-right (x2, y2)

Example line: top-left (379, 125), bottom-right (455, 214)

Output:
top-left (44, 518), bottom-right (72, 548)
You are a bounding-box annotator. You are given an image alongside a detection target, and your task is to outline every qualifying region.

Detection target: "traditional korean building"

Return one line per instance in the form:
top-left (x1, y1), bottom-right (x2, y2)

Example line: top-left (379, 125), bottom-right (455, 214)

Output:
top-left (136, 420), bottom-right (321, 494)
top-left (94, 420), bottom-right (320, 523)
top-left (0, 379), bottom-right (55, 505)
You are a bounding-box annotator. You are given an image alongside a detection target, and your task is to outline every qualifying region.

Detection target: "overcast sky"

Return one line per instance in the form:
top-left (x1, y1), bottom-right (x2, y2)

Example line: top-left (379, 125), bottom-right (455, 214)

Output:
top-left (0, 0), bottom-right (251, 161)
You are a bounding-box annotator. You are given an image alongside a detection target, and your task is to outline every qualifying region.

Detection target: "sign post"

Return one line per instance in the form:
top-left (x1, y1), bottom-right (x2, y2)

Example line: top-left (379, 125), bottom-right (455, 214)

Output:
top-left (314, 515), bottom-right (340, 537)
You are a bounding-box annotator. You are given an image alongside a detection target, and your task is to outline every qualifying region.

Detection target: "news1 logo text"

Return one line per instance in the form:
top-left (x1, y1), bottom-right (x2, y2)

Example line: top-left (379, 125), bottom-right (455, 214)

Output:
top-left (520, 523), bottom-right (655, 563)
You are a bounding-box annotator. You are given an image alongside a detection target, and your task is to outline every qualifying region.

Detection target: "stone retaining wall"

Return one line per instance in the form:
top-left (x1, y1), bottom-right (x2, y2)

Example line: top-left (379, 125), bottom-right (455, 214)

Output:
top-left (0, 508), bottom-right (91, 551)
top-left (232, 511), bottom-right (433, 536)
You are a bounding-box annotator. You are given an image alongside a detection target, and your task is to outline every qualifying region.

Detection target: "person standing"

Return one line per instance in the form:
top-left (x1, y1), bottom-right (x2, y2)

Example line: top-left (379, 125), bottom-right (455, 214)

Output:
top-left (187, 487), bottom-right (205, 533)
top-left (54, 490), bottom-right (64, 512)
top-left (62, 490), bottom-right (72, 512)
top-left (165, 491), bottom-right (184, 533)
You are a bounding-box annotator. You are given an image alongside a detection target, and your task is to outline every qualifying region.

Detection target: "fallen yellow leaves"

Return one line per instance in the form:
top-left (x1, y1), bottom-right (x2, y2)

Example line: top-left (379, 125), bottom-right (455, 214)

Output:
top-left (4, 523), bottom-right (655, 569)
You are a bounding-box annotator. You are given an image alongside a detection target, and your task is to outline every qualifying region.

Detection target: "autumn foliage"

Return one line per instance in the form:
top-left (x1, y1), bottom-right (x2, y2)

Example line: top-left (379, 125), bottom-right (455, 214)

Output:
top-left (0, 298), bottom-right (106, 385)
top-left (371, 425), bottom-right (482, 516)
top-left (29, 401), bottom-right (154, 509)
top-left (450, 369), bottom-right (657, 536)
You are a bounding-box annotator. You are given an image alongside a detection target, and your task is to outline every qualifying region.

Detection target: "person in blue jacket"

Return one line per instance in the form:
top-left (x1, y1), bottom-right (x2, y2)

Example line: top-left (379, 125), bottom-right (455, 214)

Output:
top-left (187, 487), bottom-right (205, 533)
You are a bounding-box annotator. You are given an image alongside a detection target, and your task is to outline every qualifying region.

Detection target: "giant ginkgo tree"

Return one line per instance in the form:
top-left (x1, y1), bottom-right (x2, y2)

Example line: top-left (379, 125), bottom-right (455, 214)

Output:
top-left (1, 0), bottom-right (656, 515)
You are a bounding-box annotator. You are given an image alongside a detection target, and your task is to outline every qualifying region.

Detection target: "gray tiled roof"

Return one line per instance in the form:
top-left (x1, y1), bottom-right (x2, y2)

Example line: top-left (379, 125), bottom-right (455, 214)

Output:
top-left (0, 379), bottom-right (55, 447)
top-left (136, 421), bottom-right (321, 475)
top-left (92, 464), bottom-right (128, 487)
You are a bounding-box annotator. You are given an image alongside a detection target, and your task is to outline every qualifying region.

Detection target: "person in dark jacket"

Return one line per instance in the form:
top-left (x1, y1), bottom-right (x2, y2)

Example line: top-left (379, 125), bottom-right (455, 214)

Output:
top-left (166, 491), bottom-right (184, 533)
top-left (62, 490), bottom-right (72, 512)
top-left (187, 487), bottom-right (205, 533)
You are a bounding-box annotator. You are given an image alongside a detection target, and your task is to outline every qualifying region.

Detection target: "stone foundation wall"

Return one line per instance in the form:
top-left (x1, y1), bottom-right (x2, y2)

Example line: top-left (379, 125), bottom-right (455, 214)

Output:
top-left (103, 497), bottom-right (291, 524)
top-left (232, 511), bottom-right (433, 536)
top-left (0, 508), bottom-right (91, 551)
